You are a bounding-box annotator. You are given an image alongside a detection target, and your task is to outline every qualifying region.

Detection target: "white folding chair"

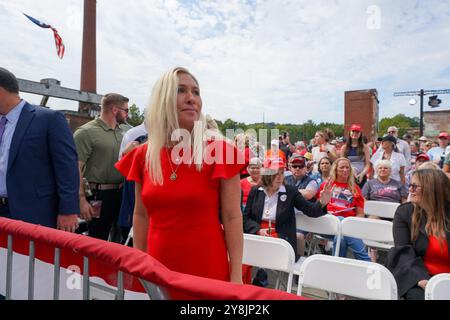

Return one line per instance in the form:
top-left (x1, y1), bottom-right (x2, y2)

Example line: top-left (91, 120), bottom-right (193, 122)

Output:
top-left (294, 213), bottom-right (341, 264)
top-left (243, 233), bottom-right (296, 292)
top-left (124, 227), bottom-right (133, 247)
top-left (425, 273), bottom-right (450, 300)
top-left (341, 217), bottom-right (394, 251)
top-left (297, 254), bottom-right (398, 299)
top-left (364, 200), bottom-right (399, 219)
top-left (293, 213), bottom-right (341, 296)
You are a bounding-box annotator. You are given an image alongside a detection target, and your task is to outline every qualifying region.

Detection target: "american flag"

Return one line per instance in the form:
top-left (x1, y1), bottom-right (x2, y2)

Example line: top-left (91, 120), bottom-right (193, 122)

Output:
top-left (23, 13), bottom-right (65, 59)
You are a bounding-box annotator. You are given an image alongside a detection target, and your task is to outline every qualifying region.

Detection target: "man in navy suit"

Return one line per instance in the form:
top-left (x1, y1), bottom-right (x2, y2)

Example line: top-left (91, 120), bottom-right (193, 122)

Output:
top-left (0, 67), bottom-right (79, 231)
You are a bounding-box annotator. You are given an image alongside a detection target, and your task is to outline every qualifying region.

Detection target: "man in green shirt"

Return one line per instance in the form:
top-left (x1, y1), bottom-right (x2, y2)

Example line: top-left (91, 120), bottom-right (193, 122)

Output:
top-left (74, 93), bottom-right (131, 241)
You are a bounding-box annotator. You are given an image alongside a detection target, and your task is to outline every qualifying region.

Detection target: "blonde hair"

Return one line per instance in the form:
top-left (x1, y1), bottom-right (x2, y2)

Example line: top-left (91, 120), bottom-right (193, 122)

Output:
top-left (375, 159), bottom-right (392, 170)
top-left (410, 169), bottom-right (450, 248)
top-left (418, 161), bottom-right (440, 170)
top-left (316, 128), bottom-right (335, 142)
top-left (329, 157), bottom-right (358, 194)
top-left (145, 67), bottom-right (209, 185)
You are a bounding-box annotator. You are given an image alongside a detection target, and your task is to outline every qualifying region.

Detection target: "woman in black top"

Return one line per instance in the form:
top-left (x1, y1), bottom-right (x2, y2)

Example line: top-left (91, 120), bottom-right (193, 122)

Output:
top-left (387, 169), bottom-right (450, 300)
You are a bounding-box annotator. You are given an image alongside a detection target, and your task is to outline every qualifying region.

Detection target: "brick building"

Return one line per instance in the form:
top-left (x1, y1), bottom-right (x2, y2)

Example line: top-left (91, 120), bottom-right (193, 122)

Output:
top-left (344, 89), bottom-right (379, 142)
top-left (423, 110), bottom-right (450, 139)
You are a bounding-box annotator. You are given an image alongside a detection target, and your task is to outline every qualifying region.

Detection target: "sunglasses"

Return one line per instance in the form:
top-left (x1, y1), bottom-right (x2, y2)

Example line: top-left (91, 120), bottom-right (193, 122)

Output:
top-left (116, 106), bottom-right (129, 113)
top-left (409, 183), bottom-right (422, 192)
top-left (291, 165), bottom-right (305, 169)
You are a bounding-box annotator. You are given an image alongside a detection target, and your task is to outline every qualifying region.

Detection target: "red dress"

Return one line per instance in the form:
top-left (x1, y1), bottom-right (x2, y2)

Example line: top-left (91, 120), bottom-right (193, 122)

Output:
top-left (115, 141), bottom-right (244, 298)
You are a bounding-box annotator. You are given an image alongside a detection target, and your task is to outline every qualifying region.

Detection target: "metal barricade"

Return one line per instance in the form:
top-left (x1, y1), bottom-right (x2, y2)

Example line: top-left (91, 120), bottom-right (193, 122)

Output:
top-left (1, 217), bottom-right (303, 300)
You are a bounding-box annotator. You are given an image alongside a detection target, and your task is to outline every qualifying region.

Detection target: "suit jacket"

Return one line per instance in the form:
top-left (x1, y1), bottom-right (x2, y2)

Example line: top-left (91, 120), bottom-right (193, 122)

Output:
top-left (386, 202), bottom-right (450, 298)
top-left (243, 184), bottom-right (327, 260)
top-left (6, 103), bottom-right (79, 227)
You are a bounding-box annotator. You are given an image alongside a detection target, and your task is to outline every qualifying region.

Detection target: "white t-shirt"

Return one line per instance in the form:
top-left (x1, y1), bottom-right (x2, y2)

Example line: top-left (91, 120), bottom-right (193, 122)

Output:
top-left (370, 150), bottom-right (407, 182)
top-left (427, 146), bottom-right (446, 162)
top-left (118, 123), bottom-right (147, 159)
top-left (312, 143), bottom-right (336, 172)
top-left (396, 139), bottom-right (411, 167)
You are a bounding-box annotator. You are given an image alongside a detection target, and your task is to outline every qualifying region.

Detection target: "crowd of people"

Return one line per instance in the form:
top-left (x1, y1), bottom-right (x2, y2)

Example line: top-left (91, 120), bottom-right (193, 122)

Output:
top-left (1, 66), bottom-right (449, 300)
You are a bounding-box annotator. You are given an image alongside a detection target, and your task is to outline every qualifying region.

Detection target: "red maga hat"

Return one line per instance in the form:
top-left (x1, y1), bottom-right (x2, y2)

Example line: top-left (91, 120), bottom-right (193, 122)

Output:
top-left (438, 132), bottom-right (449, 139)
top-left (350, 124), bottom-right (362, 132)
top-left (416, 153), bottom-right (430, 161)
top-left (261, 157), bottom-right (285, 175)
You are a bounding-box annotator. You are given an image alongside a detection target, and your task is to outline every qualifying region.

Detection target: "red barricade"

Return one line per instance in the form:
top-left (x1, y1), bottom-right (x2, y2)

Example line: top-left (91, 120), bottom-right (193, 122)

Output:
top-left (0, 217), bottom-right (304, 300)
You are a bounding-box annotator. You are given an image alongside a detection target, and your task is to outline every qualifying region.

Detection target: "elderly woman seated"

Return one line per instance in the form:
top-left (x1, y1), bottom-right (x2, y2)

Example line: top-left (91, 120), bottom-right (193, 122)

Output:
top-left (362, 159), bottom-right (408, 205)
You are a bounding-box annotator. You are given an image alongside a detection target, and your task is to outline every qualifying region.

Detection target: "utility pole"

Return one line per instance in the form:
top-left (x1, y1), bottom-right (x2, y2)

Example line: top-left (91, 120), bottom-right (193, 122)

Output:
top-left (393, 89), bottom-right (450, 136)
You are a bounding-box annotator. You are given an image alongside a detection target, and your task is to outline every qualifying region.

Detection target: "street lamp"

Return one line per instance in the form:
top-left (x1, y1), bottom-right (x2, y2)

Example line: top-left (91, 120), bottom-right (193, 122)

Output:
top-left (393, 89), bottom-right (450, 136)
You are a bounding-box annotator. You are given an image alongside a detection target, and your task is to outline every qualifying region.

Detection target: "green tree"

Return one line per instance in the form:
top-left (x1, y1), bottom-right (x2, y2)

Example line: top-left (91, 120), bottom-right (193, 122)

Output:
top-left (127, 104), bottom-right (144, 127)
top-left (378, 113), bottom-right (418, 137)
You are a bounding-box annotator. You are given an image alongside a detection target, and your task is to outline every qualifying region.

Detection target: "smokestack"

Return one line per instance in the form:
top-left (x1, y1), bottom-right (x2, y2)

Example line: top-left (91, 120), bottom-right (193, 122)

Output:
top-left (79, 0), bottom-right (97, 113)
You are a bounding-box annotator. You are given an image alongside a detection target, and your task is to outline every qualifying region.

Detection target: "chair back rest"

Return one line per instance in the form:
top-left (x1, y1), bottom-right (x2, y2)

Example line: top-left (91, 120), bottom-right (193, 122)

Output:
top-left (298, 254), bottom-right (398, 300)
top-left (425, 273), bottom-right (450, 300)
top-left (295, 213), bottom-right (340, 236)
top-left (364, 201), bottom-right (399, 219)
top-left (243, 233), bottom-right (295, 272)
top-left (341, 217), bottom-right (393, 243)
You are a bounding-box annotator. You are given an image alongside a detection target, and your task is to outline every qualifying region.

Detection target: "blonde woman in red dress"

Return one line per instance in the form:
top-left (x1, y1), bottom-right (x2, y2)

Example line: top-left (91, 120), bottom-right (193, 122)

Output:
top-left (116, 67), bottom-right (245, 299)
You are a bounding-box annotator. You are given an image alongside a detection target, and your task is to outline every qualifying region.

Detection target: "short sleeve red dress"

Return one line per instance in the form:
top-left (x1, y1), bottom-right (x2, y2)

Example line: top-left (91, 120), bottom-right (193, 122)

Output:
top-left (115, 140), bottom-right (244, 298)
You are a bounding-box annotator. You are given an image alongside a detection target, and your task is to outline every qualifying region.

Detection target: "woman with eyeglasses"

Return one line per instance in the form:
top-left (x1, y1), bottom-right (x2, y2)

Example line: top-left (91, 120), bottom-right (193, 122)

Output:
top-left (340, 124), bottom-right (371, 188)
top-left (243, 157), bottom-right (333, 260)
top-left (387, 169), bottom-right (450, 300)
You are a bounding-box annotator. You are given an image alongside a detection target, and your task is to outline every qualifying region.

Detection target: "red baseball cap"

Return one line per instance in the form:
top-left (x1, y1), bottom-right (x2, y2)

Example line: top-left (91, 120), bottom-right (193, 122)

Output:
top-left (416, 153), bottom-right (430, 161)
top-left (261, 157), bottom-right (285, 175)
top-left (350, 124), bottom-right (362, 132)
top-left (438, 132), bottom-right (449, 139)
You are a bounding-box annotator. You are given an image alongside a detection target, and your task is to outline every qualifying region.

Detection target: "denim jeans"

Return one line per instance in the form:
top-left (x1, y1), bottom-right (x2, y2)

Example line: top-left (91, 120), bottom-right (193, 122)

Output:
top-left (322, 216), bottom-right (371, 261)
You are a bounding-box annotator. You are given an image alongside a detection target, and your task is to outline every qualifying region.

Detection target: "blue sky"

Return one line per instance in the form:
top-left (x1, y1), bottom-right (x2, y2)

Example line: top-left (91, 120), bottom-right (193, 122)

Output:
top-left (1, 0), bottom-right (450, 124)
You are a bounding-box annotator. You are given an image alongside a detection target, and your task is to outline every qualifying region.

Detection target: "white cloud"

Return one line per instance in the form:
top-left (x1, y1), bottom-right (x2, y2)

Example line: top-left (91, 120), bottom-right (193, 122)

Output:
top-left (1, 0), bottom-right (450, 125)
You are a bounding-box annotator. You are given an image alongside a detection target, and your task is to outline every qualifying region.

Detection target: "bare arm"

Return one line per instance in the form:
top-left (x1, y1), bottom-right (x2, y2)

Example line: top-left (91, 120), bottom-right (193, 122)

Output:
top-left (399, 166), bottom-right (406, 186)
top-left (361, 145), bottom-right (372, 178)
top-left (133, 182), bottom-right (149, 252)
top-left (444, 163), bottom-right (450, 179)
top-left (78, 161), bottom-right (94, 221)
top-left (339, 144), bottom-right (347, 158)
top-left (355, 206), bottom-right (365, 218)
top-left (220, 174), bottom-right (243, 284)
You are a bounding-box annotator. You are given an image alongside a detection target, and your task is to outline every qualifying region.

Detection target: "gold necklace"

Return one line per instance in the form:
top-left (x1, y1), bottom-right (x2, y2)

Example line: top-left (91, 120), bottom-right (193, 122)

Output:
top-left (166, 147), bottom-right (181, 181)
